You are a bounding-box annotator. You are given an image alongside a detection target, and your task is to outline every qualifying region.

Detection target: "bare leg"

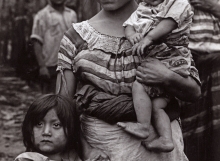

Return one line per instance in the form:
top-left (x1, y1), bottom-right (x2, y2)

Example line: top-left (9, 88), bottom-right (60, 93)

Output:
top-left (142, 97), bottom-right (174, 152)
top-left (117, 80), bottom-right (152, 139)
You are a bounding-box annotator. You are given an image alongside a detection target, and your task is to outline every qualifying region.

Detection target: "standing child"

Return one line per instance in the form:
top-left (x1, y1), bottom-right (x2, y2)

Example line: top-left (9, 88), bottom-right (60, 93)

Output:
top-left (14, 94), bottom-right (81, 161)
top-left (31, 0), bottom-right (77, 94)
top-left (117, 0), bottom-right (200, 152)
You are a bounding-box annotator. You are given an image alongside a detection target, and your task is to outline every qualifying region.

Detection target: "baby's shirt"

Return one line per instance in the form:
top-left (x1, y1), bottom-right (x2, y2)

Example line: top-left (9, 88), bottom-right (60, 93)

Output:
top-left (123, 0), bottom-right (194, 36)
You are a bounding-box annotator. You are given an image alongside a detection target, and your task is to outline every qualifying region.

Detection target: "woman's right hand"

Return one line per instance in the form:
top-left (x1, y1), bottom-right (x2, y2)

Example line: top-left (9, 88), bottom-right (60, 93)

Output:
top-left (136, 58), bottom-right (171, 86)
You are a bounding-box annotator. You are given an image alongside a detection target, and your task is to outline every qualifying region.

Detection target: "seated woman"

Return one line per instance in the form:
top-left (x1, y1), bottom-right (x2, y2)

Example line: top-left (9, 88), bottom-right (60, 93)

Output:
top-left (56, 0), bottom-right (201, 160)
top-left (180, 0), bottom-right (220, 161)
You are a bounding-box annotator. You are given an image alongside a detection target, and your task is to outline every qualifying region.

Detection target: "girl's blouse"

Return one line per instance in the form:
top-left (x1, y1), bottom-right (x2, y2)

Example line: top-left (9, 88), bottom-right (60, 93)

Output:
top-left (14, 152), bottom-right (81, 161)
top-left (57, 21), bottom-right (199, 96)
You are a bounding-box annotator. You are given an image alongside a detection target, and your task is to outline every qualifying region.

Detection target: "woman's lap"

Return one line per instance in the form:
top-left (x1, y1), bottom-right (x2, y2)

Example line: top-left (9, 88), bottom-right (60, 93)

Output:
top-left (81, 114), bottom-right (188, 161)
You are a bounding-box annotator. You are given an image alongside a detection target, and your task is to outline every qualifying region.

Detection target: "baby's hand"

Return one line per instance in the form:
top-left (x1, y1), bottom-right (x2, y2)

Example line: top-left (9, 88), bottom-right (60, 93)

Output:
top-left (86, 148), bottom-right (110, 161)
top-left (127, 33), bottom-right (143, 45)
top-left (132, 36), bottom-right (154, 57)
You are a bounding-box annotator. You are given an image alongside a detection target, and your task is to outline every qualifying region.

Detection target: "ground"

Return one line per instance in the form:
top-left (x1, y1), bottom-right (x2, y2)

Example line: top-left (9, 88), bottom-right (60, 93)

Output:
top-left (0, 66), bottom-right (41, 161)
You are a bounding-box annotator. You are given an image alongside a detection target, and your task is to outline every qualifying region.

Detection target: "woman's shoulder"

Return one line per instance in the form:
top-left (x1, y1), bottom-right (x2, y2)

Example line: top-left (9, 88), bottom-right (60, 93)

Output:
top-left (65, 21), bottom-right (131, 54)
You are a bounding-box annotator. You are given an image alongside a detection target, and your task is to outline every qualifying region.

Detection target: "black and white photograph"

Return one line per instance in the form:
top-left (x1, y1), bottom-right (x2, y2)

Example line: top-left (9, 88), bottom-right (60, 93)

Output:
top-left (0, 0), bottom-right (219, 161)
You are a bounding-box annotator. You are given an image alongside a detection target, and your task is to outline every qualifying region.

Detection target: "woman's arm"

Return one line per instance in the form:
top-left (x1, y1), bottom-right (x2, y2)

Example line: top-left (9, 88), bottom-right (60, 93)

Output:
top-left (56, 70), bottom-right (77, 98)
top-left (136, 58), bottom-right (201, 102)
top-left (190, 0), bottom-right (220, 19)
top-left (56, 71), bottom-right (110, 161)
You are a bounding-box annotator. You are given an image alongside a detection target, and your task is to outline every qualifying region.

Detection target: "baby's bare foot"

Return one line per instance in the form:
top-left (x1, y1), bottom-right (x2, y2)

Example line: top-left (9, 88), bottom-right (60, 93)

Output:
top-left (117, 122), bottom-right (149, 139)
top-left (142, 137), bottom-right (174, 152)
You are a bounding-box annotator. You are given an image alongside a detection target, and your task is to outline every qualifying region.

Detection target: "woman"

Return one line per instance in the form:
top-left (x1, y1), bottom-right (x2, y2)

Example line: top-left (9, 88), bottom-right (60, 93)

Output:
top-left (56, 0), bottom-right (201, 160)
top-left (180, 0), bottom-right (220, 161)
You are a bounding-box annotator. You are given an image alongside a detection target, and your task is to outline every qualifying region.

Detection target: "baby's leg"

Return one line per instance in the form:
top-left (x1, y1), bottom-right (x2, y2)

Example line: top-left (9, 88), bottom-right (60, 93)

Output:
top-left (142, 97), bottom-right (174, 152)
top-left (117, 80), bottom-right (152, 139)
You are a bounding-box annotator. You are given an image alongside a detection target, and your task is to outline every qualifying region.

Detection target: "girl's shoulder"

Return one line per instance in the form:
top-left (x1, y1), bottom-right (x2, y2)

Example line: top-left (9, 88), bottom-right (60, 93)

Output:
top-left (14, 152), bottom-right (49, 161)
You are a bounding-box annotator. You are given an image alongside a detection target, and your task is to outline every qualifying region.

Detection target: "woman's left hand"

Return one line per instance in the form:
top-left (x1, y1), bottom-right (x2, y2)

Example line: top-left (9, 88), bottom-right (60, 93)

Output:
top-left (136, 58), bottom-right (171, 86)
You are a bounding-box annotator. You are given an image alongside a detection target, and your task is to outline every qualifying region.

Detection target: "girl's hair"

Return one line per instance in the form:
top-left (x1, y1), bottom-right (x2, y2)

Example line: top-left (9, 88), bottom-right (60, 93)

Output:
top-left (22, 94), bottom-right (80, 153)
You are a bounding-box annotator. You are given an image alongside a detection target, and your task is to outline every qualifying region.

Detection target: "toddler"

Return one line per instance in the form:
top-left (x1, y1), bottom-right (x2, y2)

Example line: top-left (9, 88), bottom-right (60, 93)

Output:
top-left (117, 0), bottom-right (200, 152)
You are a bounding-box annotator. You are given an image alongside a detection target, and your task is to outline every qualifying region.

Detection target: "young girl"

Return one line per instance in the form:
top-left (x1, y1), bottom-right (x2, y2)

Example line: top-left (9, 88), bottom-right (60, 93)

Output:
top-left (117, 0), bottom-right (200, 152)
top-left (14, 94), bottom-right (81, 161)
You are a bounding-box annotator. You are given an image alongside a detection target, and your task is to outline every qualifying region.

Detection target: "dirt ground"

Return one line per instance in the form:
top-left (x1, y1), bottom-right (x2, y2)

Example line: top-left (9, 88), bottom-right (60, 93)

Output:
top-left (0, 66), bottom-right (41, 161)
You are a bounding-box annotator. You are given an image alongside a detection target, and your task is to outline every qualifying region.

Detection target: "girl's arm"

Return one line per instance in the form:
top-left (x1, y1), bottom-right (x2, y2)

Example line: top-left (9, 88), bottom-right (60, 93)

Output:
top-left (136, 58), bottom-right (201, 102)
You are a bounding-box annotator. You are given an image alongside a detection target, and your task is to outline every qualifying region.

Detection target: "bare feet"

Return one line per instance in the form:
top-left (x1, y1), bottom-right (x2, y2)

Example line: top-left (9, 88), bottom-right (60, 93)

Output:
top-left (117, 122), bottom-right (149, 139)
top-left (142, 137), bottom-right (174, 152)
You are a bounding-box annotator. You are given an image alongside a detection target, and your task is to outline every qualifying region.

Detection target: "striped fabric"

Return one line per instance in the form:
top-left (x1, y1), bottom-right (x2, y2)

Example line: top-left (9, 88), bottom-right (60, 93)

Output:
top-left (57, 21), bottom-right (200, 97)
top-left (57, 21), bottom-right (140, 96)
top-left (180, 5), bottom-right (220, 160)
top-left (180, 53), bottom-right (220, 161)
top-left (188, 8), bottom-right (220, 54)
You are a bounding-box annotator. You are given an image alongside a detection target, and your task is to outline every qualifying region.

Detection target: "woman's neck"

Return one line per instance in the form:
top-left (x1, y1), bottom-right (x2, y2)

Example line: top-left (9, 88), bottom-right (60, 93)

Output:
top-left (101, 1), bottom-right (138, 23)
top-left (89, 1), bottom-right (138, 37)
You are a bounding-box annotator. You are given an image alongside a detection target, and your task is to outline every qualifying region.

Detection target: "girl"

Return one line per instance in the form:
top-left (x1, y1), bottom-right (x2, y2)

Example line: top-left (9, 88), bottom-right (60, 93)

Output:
top-left (117, 0), bottom-right (200, 152)
top-left (14, 94), bottom-right (81, 161)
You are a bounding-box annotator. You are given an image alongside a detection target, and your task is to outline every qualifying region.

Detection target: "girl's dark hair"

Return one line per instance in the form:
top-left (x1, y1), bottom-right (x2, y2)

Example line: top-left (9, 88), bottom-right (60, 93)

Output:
top-left (22, 94), bottom-right (80, 153)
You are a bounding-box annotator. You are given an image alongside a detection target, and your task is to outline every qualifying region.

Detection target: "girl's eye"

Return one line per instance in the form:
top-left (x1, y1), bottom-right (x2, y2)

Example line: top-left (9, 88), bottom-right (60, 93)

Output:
top-left (36, 122), bottom-right (43, 127)
top-left (53, 123), bottom-right (62, 129)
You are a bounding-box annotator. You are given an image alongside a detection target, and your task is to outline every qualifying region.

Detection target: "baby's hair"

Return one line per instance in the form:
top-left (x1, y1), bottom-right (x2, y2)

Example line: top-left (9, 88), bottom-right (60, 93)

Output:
top-left (22, 94), bottom-right (79, 153)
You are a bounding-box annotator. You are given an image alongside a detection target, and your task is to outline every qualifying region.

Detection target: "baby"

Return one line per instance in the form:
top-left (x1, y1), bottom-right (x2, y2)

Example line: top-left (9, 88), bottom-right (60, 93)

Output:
top-left (117, 0), bottom-right (200, 152)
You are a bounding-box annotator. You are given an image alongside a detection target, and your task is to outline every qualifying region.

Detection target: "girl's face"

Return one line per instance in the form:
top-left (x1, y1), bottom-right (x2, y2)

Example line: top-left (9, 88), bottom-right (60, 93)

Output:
top-left (143, 0), bottom-right (164, 6)
top-left (97, 0), bottom-right (132, 11)
top-left (33, 109), bottom-right (67, 155)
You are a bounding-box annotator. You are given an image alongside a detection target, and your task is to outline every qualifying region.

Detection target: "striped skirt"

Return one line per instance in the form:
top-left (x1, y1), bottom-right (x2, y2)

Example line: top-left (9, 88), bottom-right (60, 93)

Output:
top-left (180, 50), bottom-right (220, 161)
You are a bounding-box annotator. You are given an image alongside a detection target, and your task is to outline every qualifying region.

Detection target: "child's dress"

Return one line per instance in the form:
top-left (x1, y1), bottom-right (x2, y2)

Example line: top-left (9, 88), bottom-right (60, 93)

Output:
top-left (123, 0), bottom-right (200, 96)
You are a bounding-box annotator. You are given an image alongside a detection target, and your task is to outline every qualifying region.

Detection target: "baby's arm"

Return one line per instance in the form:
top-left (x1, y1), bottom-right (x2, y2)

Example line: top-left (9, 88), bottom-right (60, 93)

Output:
top-left (125, 25), bottom-right (143, 45)
top-left (133, 18), bottom-right (177, 56)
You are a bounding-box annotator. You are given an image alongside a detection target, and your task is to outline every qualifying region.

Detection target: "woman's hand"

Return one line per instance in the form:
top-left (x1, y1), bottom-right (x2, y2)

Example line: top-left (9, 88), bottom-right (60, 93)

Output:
top-left (136, 58), bottom-right (201, 102)
top-left (136, 58), bottom-right (171, 86)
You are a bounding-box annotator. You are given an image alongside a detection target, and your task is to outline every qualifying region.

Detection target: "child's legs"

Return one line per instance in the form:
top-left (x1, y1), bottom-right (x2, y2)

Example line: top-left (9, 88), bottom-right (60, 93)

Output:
top-left (117, 80), bottom-right (152, 139)
top-left (132, 80), bottom-right (152, 125)
top-left (142, 97), bottom-right (174, 152)
top-left (152, 97), bottom-right (172, 140)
